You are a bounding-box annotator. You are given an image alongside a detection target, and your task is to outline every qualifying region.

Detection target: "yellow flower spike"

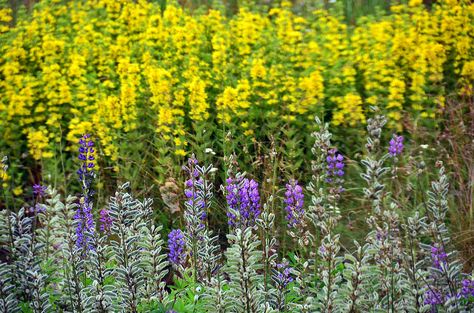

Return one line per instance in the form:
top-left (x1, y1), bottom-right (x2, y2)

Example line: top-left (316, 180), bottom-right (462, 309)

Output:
top-left (27, 128), bottom-right (53, 161)
top-left (188, 77), bottom-right (209, 122)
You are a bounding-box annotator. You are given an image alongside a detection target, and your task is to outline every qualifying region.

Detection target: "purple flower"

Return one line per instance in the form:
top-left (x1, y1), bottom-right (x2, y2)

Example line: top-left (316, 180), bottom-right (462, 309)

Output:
top-left (388, 134), bottom-right (404, 157)
top-left (77, 134), bottom-right (96, 200)
top-left (75, 134), bottom-right (96, 250)
top-left (34, 203), bottom-right (46, 214)
top-left (274, 262), bottom-right (294, 288)
top-left (325, 148), bottom-right (345, 196)
top-left (284, 180), bottom-right (304, 228)
top-left (424, 289), bottom-right (444, 306)
top-left (168, 229), bottom-right (186, 266)
top-left (431, 244), bottom-right (448, 270)
top-left (74, 202), bottom-right (94, 250)
top-left (182, 155), bottom-right (206, 223)
top-left (226, 176), bottom-right (261, 228)
top-left (461, 278), bottom-right (474, 298)
top-left (326, 148), bottom-right (344, 178)
top-left (99, 209), bottom-right (113, 233)
top-left (375, 229), bottom-right (387, 242)
top-left (32, 183), bottom-right (47, 215)
top-left (32, 184), bottom-right (47, 197)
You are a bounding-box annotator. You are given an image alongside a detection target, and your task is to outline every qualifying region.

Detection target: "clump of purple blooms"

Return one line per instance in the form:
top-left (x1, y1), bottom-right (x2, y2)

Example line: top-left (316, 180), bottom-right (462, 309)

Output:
top-left (74, 134), bottom-right (96, 249)
top-left (226, 176), bottom-right (261, 228)
top-left (326, 148), bottom-right (345, 195)
top-left (388, 134), bottom-right (404, 157)
top-left (99, 209), bottom-right (112, 233)
top-left (32, 183), bottom-right (47, 214)
top-left (284, 180), bottom-right (304, 228)
top-left (461, 278), bottom-right (474, 298)
top-left (431, 244), bottom-right (448, 270)
top-left (424, 289), bottom-right (444, 306)
top-left (183, 155), bottom-right (206, 222)
top-left (274, 262), bottom-right (294, 288)
top-left (32, 183), bottom-right (47, 198)
top-left (326, 148), bottom-right (344, 179)
top-left (168, 229), bottom-right (186, 266)
top-left (77, 134), bottom-right (96, 194)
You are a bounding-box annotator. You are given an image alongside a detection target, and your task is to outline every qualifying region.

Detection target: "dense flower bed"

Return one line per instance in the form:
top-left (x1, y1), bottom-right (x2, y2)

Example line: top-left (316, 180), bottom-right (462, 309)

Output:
top-left (0, 116), bottom-right (473, 312)
top-left (0, 1), bottom-right (473, 311)
top-left (1, 0), bottom-right (474, 193)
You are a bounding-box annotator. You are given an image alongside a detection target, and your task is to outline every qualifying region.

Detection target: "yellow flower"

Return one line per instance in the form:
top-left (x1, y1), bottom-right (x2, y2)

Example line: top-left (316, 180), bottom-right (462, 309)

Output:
top-left (175, 149), bottom-right (187, 157)
top-left (244, 129), bottom-right (254, 136)
top-left (298, 70), bottom-right (324, 114)
top-left (188, 77), bottom-right (209, 122)
top-left (13, 186), bottom-right (23, 196)
top-left (27, 128), bottom-right (54, 160)
top-left (250, 59), bottom-right (267, 81)
top-left (332, 93), bottom-right (366, 127)
top-left (408, 0), bottom-right (423, 7)
top-left (0, 169), bottom-right (8, 181)
top-left (387, 78), bottom-right (405, 111)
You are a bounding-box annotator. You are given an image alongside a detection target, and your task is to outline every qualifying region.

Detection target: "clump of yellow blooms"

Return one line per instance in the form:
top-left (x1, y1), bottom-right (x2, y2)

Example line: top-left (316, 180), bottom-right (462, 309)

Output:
top-left (332, 93), bottom-right (366, 127)
top-left (0, 0), bottom-right (473, 181)
top-left (188, 77), bottom-right (209, 122)
top-left (298, 70), bottom-right (324, 114)
top-left (27, 128), bottom-right (54, 160)
top-left (216, 79), bottom-right (251, 123)
top-left (0, 6), bottom-right (12, 33)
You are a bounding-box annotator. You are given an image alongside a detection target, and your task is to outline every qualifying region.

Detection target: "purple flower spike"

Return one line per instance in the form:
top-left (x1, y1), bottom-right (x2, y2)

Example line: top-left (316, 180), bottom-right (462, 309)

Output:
top-left (274, 262), bottom-right (294, 289)
top-left (325, 148), bottom-right (345, 196)
top-left (168, 229), bottom-right (186, 266)
top-left (74, 202), bottom-right (94, 249)
top-left (33, 184), bottom-right (47, 197)
top-left (431, 244), bottom-right (448, 270)
top-left (388, 134), bottom-right (404, 157)
top-left (226, 176), bottom-right (261, 228)
top-left (182, 155), bottom-right (207, 233)
top-left (424, 289), bottom-right (444, 306)
top-left (461, 278), bottom-right (474, 298)
top-left (285, 180), bottom-right (304, 228)
top-left (326, 148), bottom-right (345, 179)
top-left (75, 134), bottom-right (96, 250)
top-left (99, 209), bottom-right (113, 233)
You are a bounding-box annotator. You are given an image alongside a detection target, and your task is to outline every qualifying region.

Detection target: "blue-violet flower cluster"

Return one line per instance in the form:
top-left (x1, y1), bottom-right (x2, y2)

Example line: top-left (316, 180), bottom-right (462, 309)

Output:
top-left (424, 289), bottom-right (444, 306)
top-left (326, 148), bottom-right (344, 178)
top-left (168, 229), bottom-right (186, 266)
top-left (183, 155), bottom-right (206, 222)
top-left (461, 278), bottom-right (474, 298)
top-left (226, 176), bottom-right (261, 228)
top-left (326, 148), bottom-right (345, 195)
top-left (284, 180), bottom-right (304, 228)
top-left (431, 244), bottom-right (448, 270)
top-left (33, 183), bottom-right (47, 198)
top-left (75, 134), bottom-right (96, 249)
top-left (274, 262), bottom-right (294, 288)
top-left (388, 134), bottom-right (404, 157)
top-left (99, 209), bottom-right (113, 233)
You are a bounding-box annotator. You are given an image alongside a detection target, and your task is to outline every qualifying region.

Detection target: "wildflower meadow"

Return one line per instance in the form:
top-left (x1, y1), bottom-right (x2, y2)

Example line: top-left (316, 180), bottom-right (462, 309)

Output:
top-left (0, 0), bottom-right (473, 312)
